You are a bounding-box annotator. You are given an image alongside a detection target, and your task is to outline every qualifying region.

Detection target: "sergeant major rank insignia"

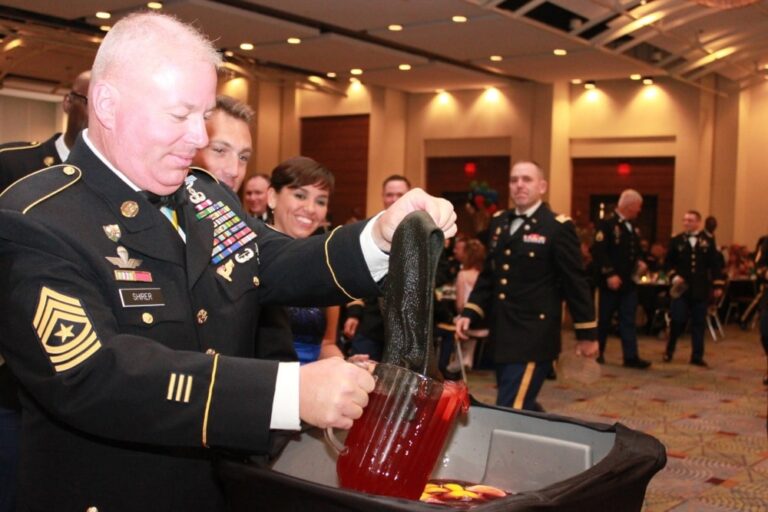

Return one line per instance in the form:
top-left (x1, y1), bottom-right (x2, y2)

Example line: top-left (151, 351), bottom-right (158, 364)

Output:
top-left (32, 287), bottom-right (102, 373)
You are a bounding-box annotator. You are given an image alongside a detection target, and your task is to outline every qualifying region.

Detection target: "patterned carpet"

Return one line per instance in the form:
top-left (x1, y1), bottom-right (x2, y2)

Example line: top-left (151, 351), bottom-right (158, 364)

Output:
top-left (465, 325), bottom-right (768, 511)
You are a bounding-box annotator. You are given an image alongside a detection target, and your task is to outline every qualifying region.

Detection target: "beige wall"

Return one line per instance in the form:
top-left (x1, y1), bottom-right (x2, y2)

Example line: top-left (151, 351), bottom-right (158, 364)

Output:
top-left (405, 85), bottom-right (535, 196)
top-left (735, 80), bottom-right (768, 247)
top-left (0, 90), bottom-right (60, 144)
top-left (6, 71), bottom-right (766, 247)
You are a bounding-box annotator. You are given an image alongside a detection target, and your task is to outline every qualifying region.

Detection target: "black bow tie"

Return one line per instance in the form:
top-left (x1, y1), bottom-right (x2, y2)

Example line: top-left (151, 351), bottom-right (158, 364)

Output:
top-left (140, 188), bottom-right (188, 210)
top-left (510, 211), bottom-right (525, 221)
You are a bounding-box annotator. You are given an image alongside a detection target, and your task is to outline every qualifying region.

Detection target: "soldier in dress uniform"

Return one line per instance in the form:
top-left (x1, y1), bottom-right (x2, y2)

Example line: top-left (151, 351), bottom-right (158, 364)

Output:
top-left (592, 189), bottom-right (652, 369)
top-left (0, 69), bottom-right (90, 512)
top-left (455, 161), bottom-right (598, 411)
top-left (664, 210), bottom-right (725, 366)
top-left (0, 12), bottom-right (456, 512)
top-left (754, 235), bottom-right (768, 384)
top-left (0, 69), bottom-right (90, 191)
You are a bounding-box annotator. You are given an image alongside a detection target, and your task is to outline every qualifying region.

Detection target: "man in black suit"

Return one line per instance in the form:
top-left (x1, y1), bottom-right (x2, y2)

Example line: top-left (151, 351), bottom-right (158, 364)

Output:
top-left (455, 161), bottom-right (597, 411)
top-left (0, 12), bottom-right (456, 511)
top-left (0, 69), bottom-right (90, 190)
top-left (664, 210), bottom-right (725, 366)
top-left (592, 189), bottom-right (652, 369)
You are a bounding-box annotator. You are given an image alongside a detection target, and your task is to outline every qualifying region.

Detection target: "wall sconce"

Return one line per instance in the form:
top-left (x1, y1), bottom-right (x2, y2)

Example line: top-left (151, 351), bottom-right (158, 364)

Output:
top-left (584, 80), bottom-right (596, 90)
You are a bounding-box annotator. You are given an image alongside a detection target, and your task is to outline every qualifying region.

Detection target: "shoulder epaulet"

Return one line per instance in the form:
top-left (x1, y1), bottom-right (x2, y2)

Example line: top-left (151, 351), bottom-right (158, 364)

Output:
top-left (0, 140), bottom-right (41, 153)
top-left (493, 209), bottom-right (506, 218)
top-left (188, 166), bottom-right (219, 184)
top-left (0, 164), bottom-right (81, 214)
top-left (555, 214), bottom-right (572, 224)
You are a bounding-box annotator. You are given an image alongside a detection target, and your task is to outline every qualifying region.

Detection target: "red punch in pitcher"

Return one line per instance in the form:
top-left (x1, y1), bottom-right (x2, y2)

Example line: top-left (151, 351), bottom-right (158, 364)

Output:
top-left (333, 363), bottom-right (469, 500)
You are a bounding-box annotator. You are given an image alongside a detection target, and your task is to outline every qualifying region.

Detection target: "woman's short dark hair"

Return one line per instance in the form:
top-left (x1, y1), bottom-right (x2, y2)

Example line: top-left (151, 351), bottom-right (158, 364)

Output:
top-left (463, 238), bottom-right (486, 271)
top-left (270, 156), bottom-right (335, 193)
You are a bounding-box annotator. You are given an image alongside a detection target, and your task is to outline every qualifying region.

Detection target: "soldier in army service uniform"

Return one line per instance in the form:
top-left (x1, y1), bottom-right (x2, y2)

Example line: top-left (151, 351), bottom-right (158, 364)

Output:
top-left (455, 161), bottom-right (597, 411)
top-left (664, 210), bottom-right (725, 366)
top-left (592, 189), bottom-right (652, 369)
top-left (0, 13), bottom-right (456, 512)
top-left (0, 70), bottom-right (90, 192)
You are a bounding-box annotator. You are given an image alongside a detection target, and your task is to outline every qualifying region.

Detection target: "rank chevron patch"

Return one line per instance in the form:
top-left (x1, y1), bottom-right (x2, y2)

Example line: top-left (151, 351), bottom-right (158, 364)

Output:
top-left (33, 287), bottom-right (102, 372)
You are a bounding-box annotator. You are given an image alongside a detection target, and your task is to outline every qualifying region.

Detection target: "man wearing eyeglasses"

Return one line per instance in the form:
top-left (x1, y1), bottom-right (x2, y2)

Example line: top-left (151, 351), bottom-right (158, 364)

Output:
top-left (0, 70), bottom-right (90, 192)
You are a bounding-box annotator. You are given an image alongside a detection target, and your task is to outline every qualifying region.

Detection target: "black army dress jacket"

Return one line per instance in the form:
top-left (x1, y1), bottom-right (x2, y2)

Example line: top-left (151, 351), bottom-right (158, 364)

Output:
top-left (461, 204), bottom-right (596, 363)
top-left (592, 212), bottom-right (643, 289)
top-left (665, 231), bottom-right (725, 301)
top-left (0, 138), bottom-right (379, 512)
top-left (0, 133), bottom-right (61, 191)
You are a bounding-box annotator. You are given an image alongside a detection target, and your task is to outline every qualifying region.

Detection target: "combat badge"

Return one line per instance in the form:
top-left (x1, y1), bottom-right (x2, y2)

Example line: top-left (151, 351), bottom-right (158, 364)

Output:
top-left (32, 287), bottom-right (102, 373)
top-left (105, 246), bottom-right (143, 269)
top-left (103, 224), bottom-right (122, 243)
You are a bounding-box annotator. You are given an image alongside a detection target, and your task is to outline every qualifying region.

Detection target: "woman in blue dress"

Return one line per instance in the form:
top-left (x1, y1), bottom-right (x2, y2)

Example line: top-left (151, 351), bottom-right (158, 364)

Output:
top-left (267, 157), bottom-right (348, 364)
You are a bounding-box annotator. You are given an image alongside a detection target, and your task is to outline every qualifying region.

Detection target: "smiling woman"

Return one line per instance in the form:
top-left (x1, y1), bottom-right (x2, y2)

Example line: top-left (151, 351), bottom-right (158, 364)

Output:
top-left (267, 156), bottom-right (346, 364)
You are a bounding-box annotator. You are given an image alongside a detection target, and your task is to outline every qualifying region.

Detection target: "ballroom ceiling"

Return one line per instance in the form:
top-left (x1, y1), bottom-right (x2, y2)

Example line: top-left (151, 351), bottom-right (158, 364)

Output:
top-left (1, 0), bottom-right (767, 95)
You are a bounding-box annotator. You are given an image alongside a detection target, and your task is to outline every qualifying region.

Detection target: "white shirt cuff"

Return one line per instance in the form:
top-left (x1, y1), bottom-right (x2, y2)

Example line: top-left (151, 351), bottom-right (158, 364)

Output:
top-left (270, 362), bottom-right (301, 430)
top-left (360, 212), bottom-right (389, 282)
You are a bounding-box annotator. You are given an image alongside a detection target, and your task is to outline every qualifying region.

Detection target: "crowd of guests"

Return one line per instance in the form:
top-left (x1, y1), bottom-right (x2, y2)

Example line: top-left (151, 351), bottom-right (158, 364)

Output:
top-left (0, 12), bottom-right (766, 510)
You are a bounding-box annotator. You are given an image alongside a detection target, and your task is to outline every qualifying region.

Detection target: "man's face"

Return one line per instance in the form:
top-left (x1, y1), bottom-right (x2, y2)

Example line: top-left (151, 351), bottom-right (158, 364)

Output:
top-left (682, 213), bottom-right (700, 233)
top-left (194, 110), bottom-right (252, 191)
top-left (108, 59), bottom-right (216, 195)
top-left (622, 199), bottom-right (642, 220)
top-left (382, 179), bottom-right (409, 208)
top-left (509, 162), bottom-right (547, 210)
top-left (64, 73), bottom-right (90, 136)
top-left (244, 176), bottom-right (269, 216)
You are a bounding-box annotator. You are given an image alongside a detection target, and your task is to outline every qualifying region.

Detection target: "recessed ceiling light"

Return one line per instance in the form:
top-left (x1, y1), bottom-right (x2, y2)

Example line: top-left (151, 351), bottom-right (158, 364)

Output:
top-left (308, 76), bottom-right (322, 84)
top-left (287, 37), bottom-right (301, 45)
top-left (388, 24), bottom-right (403, 32)
top-left (224, 50), bottom-right (234, 57)
top-left (630, 74), bottom-right (642, 80)
top-left (642, 77), bottom-right (654, 85)
top-left (95, 11), bottom-right (111, 19)
top-left (553, 49), bottom-right (567, 56)
top-left (584, 81), bottom-right (596, 90)
top-left (240, 43), bottom-right (254, 51)
top-left (349, 77), bottom-right (360, 83)
top-left (100, 25), bottom-right (111, 32)
top-left (326, 72), bottom-right (337, 78)
top-left (147, 1), bottom-right (163, 9)
top-left (350, 68), bottom-right (363, 75)
top-left (571, 78), bottom-right (582, 84)
top-left (452, 15), bottom-right (468, 23)
top-left (436, 89), bottom-right (445, 94)
top-left (398, 64), bottom-right (411, 71)
top-left (490, 55), bottom-right (503, 62)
